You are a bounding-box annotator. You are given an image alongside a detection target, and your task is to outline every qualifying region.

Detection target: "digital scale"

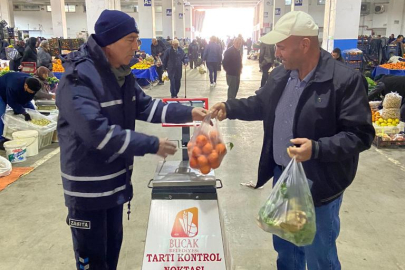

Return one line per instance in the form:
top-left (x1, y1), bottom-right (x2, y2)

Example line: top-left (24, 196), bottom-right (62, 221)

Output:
top-left (141, 98), bottom-right (231, 270)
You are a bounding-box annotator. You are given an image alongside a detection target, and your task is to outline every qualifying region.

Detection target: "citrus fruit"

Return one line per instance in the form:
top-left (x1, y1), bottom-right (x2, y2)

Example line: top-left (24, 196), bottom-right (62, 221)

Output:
top-left (215, 143), bottom-right (227, 156)
top-left (197, 155), bottom-right (209, 167)
top-left (189, 157), bottom-right (199, 169)
top-left (192, 146), bottom-right (202, 157)
top-left (208, 151), bottom-right (219, 165)
top-left (196, 135), bottom-right (208, 147)
top-left (200, 165), bottom-right (211, 174)
top-left (202, 143), bottom-right (213, 155)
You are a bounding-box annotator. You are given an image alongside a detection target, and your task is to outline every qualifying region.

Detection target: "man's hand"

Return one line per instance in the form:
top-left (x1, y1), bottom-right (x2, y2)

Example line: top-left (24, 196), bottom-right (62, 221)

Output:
top-left (287, 138), bottom-right (312, 163)
top-left (23, 113), bottom-right (32, 122)
top-left (210, 102), bottom-right (227, 121)
top-left (156, 139), bottom-right (177, 158)
top-left (192, 107), bottom-right (208, 121)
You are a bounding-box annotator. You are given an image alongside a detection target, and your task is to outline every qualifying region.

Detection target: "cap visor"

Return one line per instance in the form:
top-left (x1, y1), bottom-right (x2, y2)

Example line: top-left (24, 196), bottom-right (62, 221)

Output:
top-left (260, 31), bottom-right (289, 44)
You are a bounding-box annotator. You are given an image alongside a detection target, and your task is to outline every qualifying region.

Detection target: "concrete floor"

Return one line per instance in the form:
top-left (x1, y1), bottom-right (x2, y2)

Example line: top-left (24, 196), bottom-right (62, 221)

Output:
top-left (1, 57), bottom-right (405, 270)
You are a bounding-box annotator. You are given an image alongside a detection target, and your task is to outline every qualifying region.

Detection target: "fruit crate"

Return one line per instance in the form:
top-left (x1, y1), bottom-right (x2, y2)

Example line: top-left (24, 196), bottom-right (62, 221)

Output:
top-left (373, 136), bottom-right (405, 149)
top-left (344, 53), bottom-right (363, 61)
top-left (346, 61), bottom-right (362, 69)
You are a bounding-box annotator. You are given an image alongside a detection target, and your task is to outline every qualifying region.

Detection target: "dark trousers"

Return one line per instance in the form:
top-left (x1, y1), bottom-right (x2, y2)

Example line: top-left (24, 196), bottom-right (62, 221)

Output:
top-left (189, 58), bottom-right (198, 69)
top-left (226, 74), bottom-right (240, 100)
top-left (261, 63), bottom-right (273, 87)
top-left (156, 65), bottom-right (164, 83)
top-left (207, 62), bottom-right (218, 83)
top-left (272, 166), bottom-right (343, 270)
top-left (67, 205), bottom-right (124, 270)
top-left (169, 71), bottom-right (182, 98)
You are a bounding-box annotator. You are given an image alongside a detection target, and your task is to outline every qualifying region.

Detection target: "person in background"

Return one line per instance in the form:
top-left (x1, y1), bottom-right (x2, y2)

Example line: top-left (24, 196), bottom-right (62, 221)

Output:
top-left (21, 37), bottom-right (38, 64)
top-left (211, 11), bottom-right (374, 270)
top-left (200, 38), bottom-right (207, 58)
top-left (188, 39), bottom-right (200, 70)
top-left (10, 40), bottom-right (25, 71)
top-left (162, 39), bottom-right (188, 98)
top-left (331, 47), bottom-right (344, 63)
top-left (0, 72), bottom-right (42, 137)
top-left (151, 38), bottom-right (166, 85)
top-left (0, 39), bottom-right (9, 60)
top-left (33, 66), bottom-right (55, 100)
top-left (56, 10), bottom-right (207, 270)
top-left (388, 34), bottom-right (395, 44)
top-left (222, 37), bottom-right (243, 99)
top-left (238, 34), bottom-right (245, 57)
top-left (203, 36), bottom-right (222, 87)
top-left (37, 40), bottom-right (53, 70)
top-left (390, 35), bottom-right (404, 56)
top-left (246, 37), bottom-right (253, 55)
top-left (259, 41), bottom-right (275, 87)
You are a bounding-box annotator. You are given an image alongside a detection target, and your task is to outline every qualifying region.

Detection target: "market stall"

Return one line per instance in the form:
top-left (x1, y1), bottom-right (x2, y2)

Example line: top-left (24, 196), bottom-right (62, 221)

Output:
top-left (131, 57), bottom-right (158, 88)
top-left (370, 93), bottom-right (405, 148)
top-left (372, 62), bottom-right (405, 78)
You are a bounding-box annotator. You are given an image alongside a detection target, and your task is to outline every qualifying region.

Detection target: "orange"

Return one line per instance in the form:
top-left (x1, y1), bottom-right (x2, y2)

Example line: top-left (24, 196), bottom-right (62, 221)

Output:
top-left (215, 143), bottom-right (227, 156)
top-left (210, 160), bottom-right (220, 169)
top-left (202, 143), bottom-right (213, 155)
top-left (187, 141), bottom-right (193, 151)
top-left (192, 146), bottom-right (202, 157)
top-left (197, 155), bottom-right (209, 167)
top-left (200, 165), bottom-right (211, 174)
top-left (196, 135), bottom-right (208, 147)
top-left (208, 151), bottom-right (219, 165)
top-left (189, 157), bottom-right (199, 169)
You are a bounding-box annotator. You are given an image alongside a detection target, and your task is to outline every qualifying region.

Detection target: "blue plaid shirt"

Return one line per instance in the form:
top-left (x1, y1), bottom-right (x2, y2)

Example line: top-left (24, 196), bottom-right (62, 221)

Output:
top-left (273, 68), bottom-right (315, 167)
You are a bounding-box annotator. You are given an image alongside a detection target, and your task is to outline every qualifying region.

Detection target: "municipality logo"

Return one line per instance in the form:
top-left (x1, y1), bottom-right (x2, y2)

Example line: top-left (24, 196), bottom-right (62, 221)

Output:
top-left (171, 207), bottom-right (198, 238)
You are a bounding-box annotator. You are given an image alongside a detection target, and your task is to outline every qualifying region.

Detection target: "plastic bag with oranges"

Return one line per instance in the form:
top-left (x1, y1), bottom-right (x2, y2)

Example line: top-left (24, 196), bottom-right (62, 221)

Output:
top-left (187, 115), bottom-right (227, 174)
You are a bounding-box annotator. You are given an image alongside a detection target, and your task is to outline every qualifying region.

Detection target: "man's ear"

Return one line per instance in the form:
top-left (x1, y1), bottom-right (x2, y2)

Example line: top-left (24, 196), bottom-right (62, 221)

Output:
top-left (301, 38), bottom-right (311, 54)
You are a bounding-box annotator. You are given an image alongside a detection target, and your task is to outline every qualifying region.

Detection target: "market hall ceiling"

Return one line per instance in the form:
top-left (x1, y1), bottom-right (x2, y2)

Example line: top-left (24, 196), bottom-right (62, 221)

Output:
top-left (11, 0), bottom-right (259, 8)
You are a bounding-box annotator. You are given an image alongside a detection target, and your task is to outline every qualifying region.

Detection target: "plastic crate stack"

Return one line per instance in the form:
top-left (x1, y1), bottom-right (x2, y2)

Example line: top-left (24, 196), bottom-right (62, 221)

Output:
top-left (343, 49), bottom-right (363, 70)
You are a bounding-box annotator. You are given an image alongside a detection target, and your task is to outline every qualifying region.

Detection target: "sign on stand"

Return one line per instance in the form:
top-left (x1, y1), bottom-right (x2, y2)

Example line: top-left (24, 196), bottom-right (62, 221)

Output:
top-left (142, 200), bottom-right (226, 270)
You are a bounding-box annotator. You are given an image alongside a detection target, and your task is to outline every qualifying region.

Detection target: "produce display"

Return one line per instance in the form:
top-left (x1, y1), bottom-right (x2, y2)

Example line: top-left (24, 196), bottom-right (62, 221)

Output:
top-left (53, 59), bottom-right (65, 73)
top-left (380, 62), bottom-right (405, 70)
top-left (187, 116), bottom-right (227, 175)
top-left (131, 59), bottom-right (153, 70)
top-left (366, 77), bottom-right (376, 88)
top-left (0, 66), bottom-right (10, 76)
top-left (31, 119), bottom-right (51, 126)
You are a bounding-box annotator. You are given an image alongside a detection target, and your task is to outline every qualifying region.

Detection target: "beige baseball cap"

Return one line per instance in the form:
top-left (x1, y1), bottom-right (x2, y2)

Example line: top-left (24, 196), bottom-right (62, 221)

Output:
top-left (260, 11), bottom-right (319, 44)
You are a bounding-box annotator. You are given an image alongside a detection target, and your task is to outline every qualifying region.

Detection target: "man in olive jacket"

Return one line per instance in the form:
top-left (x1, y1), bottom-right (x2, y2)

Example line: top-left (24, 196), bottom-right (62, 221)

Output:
top-left (211, 11), bottom-right (375, 270)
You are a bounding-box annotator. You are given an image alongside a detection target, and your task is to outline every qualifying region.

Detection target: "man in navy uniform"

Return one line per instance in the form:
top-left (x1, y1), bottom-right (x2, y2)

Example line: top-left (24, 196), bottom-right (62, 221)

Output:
top-left (56, 10), bottom-right (207, 270)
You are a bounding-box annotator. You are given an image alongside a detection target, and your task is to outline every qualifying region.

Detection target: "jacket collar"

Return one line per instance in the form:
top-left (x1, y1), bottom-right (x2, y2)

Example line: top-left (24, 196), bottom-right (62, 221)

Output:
top-left (272, 48), bottom-right (334, 84)
top-left (86, 35), bottom-right (111, 70)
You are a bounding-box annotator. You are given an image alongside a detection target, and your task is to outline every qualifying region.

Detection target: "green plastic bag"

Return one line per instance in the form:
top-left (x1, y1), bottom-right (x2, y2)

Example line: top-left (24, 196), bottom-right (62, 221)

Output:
top-left (257, 158), bottom-right (316, 246)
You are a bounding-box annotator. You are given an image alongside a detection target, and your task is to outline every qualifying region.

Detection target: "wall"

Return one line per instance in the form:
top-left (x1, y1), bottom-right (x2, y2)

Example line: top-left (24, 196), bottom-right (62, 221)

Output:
top-left (13, 5), bottom-right (160, 39)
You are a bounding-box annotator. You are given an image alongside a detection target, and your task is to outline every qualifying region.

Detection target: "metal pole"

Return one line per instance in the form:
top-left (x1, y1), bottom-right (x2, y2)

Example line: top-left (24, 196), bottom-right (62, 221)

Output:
top-left (184, 64), bottom-right (187, 98)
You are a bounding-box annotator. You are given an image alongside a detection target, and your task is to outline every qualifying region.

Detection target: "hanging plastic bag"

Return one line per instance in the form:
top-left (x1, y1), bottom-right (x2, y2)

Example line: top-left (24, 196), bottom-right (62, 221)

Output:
top-left (257, 159), bottom-right (316, 246)
top-left (0, 155), bottom-right (12, 177)
top-left (162, 71), bottom-right (169, 81)
top-left (187, 114), bottom-right (227, 175)
top-left (198, 65), bottom-right (206, 74)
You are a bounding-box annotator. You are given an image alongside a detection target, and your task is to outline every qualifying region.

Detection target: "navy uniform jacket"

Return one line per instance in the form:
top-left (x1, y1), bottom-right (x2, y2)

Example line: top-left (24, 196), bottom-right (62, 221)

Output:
top-left (56, 36), bottom-right (193, 210)
top-left (0, 72), bottom-right (36, 114)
